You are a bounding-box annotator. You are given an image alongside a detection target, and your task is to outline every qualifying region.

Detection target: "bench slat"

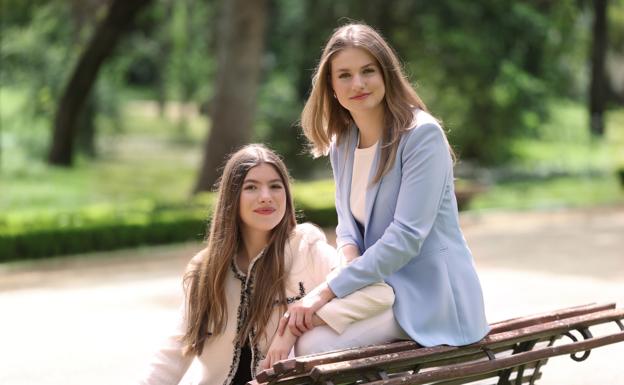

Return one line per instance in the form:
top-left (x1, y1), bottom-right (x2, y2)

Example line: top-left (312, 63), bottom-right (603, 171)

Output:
top-left (309, 308), bottom-right (624, 382)
top-left (429, 369), bottom-right (542, 385)
top-left (258, 302), bottom-right (615, 383)
top-left (489, 302), bottom-right (615, 333)
top-left (364, 331), bottom-right (624, 385)
top-left (252, 304), bottom-right (623, 385)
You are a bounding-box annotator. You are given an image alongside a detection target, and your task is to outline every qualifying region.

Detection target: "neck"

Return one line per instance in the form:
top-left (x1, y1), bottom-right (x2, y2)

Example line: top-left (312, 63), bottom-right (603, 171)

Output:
top-left (351, 106), bottom-right (384, 148)
top-left (239, 227), bottom-right (270, 267)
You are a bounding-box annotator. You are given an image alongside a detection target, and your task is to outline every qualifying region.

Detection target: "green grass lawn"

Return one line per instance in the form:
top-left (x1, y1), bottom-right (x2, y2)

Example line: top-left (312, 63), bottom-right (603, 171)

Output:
top-left (469, 175), bottom-right (624, 211)
top-left (468, 102), bottom-right (624, 210)
top-left (508, 101), bottom-right (624, 176)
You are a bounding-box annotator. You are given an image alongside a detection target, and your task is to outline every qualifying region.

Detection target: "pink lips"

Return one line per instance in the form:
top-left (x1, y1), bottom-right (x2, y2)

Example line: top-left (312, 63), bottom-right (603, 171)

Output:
top-left (254, 207), bottom-right (276, 215)
top-left (350, 92), bottom-right (371, 100)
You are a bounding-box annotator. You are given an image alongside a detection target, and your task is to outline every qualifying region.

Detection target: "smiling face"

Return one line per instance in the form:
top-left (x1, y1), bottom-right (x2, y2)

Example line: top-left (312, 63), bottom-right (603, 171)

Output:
top-left (330, 47), bottom-right (386, 117)
top-left (238, 163), bottom-right (287, 237)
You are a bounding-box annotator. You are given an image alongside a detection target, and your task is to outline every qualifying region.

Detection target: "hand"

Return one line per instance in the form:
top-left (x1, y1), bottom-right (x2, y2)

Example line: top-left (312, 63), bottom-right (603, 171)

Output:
top-left (278, 282), bottom-right (336, 337)
top-left (259, 328), bottom-right (298, 371)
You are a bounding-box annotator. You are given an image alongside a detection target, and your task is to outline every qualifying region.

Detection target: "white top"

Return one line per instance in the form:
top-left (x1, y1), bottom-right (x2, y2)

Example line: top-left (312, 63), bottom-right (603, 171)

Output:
top-left (350, 139), bottom-right (378, 226)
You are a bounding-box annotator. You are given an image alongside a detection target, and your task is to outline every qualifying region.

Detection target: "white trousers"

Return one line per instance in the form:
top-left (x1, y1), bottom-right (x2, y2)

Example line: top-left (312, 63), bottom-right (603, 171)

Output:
top-left (294, 308), bottom-right (409, 356)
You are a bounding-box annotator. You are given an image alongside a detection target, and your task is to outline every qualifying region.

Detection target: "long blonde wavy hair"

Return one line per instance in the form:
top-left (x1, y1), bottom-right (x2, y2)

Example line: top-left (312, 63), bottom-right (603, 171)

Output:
top-left (301, 23), bottom-right (447, 184)
top-left (182, 144), bottom-right (296, 356)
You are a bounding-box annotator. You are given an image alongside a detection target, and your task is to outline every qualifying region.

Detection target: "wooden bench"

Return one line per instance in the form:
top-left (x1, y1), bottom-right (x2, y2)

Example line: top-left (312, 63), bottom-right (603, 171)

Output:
top-left (252, 303), bottom-right (624, 385)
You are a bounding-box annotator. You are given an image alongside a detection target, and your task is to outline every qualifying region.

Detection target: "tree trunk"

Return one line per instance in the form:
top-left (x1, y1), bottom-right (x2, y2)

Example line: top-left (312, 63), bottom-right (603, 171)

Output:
top-left (193, 0), bottom-right (268, 192)
top-left (589, 0), bottom-right (608, 137)
top-left (76, 95), bottom-right (97, 157)
top-left (48, 0), bottom-right (153, 166)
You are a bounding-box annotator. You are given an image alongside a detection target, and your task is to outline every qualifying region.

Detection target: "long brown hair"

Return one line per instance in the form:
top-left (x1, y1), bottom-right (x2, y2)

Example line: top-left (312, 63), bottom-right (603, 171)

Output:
top-left (301, 23), bottom-right (449, 184)
top-left (182, 144), bottom-right (296, 356)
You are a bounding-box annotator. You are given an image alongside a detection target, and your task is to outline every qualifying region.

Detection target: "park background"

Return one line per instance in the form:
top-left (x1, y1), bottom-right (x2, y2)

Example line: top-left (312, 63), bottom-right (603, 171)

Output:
top-left (1, 0), bottom-right (623, 384)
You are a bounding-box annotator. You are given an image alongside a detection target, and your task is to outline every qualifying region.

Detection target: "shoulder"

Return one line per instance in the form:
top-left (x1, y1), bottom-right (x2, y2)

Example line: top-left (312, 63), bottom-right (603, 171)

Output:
top-left (411, 109), bottom-right (441, 129)
top-left (401, 109), bottom-right (448, 151)
top-left (330, 125), bottom-right (357, 154)
top-left (405, 109), bottom-right (444, 137)
top-left (185, 248), bottom-right (208, 274)
top-left (285, 223), bottom-right (335, 274)
top-left (289, 222), bottom-right (327, 248)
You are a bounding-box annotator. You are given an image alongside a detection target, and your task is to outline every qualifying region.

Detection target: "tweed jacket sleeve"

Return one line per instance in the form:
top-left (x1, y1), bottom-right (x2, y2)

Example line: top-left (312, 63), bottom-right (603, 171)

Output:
top-left (138, 305), bottom-right (193, 385)
top-left (138, 253), bottom-right (206, 385)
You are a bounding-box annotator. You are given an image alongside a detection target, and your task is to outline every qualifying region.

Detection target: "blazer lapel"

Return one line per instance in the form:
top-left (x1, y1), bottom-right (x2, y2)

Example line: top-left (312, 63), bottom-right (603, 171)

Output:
top-left (363, 141), bottom-right (382, 245)
top-left (341, 127), bottom-right (364, 248)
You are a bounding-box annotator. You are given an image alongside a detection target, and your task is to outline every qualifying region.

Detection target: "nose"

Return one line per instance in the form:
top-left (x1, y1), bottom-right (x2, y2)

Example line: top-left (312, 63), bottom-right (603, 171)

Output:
top-left (352, 74), bottom-right (365, 89)
top-left (259, 186), bottom-right (273, 203)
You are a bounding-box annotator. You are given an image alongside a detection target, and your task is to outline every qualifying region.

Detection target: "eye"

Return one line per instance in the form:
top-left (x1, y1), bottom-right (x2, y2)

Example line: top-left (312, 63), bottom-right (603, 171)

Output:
top-left (244, 184), bottom-right (257, 191)
top-left (338, 72), bottom-right (351, 79)
top-left (363, 67), bottom-right (376, 74)
top-left (271, 183), bottom-right (284, 190)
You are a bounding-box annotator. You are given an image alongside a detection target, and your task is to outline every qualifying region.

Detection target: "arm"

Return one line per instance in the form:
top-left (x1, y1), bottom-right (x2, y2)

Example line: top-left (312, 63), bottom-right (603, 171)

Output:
top-left (261, 312), bottom-right (328, 369)
top-left (282, 232), bottom-right (394, 336)
top-left (139, 254), bottom-right (203, 384)
top-left (338, 244), bottom-right (360, 264)
top-left (329, 123), bottom-right (452, 298)
top-left (316, 277), bottom-right (394, 334)
top-left (138, 305), bottom-right (194, 385)
top-left (259, 327), bottom-right (298, 370)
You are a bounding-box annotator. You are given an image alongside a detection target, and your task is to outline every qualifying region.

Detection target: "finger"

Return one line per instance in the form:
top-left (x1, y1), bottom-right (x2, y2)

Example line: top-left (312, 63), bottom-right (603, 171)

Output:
top-left (287, 314), bottom-right (297, 335)
top-left (289, 313), bottom-right (303, 336)
top-left (295, 313), bottom-right (306, 335)
top-left (268, 354), bottom-right (275, 369)
top-left (304, 310), bottom-right (314, 331)
top-left (277, 316), bottom-right (287, 336)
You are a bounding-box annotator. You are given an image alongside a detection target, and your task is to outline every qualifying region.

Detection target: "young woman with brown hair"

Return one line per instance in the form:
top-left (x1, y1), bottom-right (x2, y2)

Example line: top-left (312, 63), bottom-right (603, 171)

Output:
top-left (283, 23), bottom-right (489, 352)
top-left (139, 144), bottom-right (393, 385)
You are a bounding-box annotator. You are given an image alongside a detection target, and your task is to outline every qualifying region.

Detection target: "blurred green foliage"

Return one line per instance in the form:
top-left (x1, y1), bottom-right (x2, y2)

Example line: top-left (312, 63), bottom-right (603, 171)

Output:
top-left (0, 183), bottom-right (338, 261)
top-left (0, 203), bottom-right (209, 261)
top-left (2, 0), bottom-right (623, 173)
top-left (470, 175), bottom-right (624, 211)
top-left (1, 0), bottom-right (624, 259)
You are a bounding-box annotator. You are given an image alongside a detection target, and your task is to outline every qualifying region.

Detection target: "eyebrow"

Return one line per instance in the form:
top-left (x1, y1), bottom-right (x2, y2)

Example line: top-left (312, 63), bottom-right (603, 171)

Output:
top-left (243, 178), bottom-right (283, 184)
top-left (335, 62), bottom-right (376, 72)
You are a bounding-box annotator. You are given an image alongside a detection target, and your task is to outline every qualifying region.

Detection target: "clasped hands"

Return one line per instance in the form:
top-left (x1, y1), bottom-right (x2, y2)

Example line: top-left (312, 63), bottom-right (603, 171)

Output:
top-left (259, 282), bottom-right (335, 370)
top-left (280, 281), bottom-right (335, 336)
top-left (260, 245), bottom-right (358, 370)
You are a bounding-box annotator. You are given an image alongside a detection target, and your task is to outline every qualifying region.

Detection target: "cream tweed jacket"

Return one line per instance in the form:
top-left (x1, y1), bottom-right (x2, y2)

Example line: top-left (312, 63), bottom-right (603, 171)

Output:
top-left (139, 223), bottom-right (394, 385)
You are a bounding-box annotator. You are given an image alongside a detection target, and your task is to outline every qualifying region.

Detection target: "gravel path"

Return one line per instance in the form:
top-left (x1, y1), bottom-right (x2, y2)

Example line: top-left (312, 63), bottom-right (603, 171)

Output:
top-left (1, 206), bottom-right (623, 385)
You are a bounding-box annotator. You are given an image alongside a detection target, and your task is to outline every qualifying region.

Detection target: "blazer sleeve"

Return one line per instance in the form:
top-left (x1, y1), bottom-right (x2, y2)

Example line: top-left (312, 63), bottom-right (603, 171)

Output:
top-left (330, 142), bottom-right (360, 250)
top-left (299, 225), bottom-right (395, 334)
top-left (328, 123), bottom-right (452, 298)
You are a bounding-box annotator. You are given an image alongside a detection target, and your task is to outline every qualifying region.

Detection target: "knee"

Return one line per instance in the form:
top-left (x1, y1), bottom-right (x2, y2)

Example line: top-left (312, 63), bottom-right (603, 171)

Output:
top-left (295, 326), bottom-right (338, 356)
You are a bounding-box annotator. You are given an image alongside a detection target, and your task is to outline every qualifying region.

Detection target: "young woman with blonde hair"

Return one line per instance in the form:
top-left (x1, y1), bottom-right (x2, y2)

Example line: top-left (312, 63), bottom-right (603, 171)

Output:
top-left (282, 23), bottom-right (489, 352)
top-left (139, 144), bottom-right (393, 385)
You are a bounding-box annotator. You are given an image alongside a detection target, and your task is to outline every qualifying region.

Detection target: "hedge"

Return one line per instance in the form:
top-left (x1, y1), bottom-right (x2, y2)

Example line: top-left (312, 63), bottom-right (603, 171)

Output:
top-left (0, 180), bottom-right (477, 262)
top-left (0, 200), bottom-right (337, 262)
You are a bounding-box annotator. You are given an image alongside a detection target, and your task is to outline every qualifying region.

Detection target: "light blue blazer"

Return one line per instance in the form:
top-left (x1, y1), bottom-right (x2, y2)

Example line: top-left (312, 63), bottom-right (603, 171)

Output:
top-left (327, 111), bottom-right (489, 347)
